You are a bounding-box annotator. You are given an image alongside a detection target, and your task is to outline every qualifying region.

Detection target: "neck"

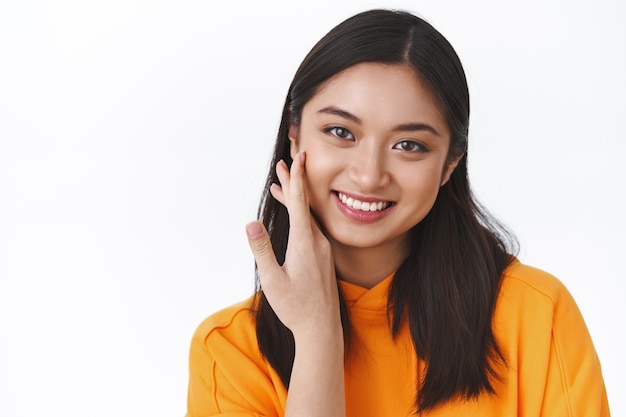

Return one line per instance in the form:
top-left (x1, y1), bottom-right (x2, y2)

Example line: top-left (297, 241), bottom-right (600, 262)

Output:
top-left (330, 236), bottom-right (409, 289)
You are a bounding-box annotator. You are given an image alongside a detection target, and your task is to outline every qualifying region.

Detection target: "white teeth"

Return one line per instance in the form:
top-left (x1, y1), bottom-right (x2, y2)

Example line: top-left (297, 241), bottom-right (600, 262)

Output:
top-left (337, 192), bottom-right (390, 212)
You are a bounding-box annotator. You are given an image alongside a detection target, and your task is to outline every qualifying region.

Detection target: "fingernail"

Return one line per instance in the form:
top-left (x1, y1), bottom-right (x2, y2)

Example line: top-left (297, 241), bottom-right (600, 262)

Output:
top-left (246, 222), bottom-right (264, 239)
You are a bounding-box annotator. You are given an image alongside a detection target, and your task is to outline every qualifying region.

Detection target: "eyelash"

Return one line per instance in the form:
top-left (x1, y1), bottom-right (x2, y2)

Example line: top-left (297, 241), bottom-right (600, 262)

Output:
top-left (393, 140), bottom-right (428, 153)
top-left (324, 126), bottom-right (355, 140)
top-left (323, 126), bottom-right (428, 153)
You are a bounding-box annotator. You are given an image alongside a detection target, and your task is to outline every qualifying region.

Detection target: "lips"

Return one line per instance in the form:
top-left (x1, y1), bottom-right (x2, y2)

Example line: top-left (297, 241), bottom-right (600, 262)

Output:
top-left (335, 191), bottom-right (393, 212)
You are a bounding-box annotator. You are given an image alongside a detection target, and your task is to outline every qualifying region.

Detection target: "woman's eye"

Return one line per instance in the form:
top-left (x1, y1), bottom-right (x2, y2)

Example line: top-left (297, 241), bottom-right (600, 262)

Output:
top-left (325, 126), bottom-right (354, 140)
top-left (393, 140), bottom-right (427, 153)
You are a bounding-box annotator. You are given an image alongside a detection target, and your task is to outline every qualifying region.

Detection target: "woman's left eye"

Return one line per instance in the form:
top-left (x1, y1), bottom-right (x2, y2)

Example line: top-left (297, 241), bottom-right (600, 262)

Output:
top-left (393, 140), bottom-right (427, 152)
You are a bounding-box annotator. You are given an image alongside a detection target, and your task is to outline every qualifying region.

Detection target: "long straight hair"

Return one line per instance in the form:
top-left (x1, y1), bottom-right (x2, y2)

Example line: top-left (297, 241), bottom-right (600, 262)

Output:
top-left (253, 9), bottom-right (518, 412)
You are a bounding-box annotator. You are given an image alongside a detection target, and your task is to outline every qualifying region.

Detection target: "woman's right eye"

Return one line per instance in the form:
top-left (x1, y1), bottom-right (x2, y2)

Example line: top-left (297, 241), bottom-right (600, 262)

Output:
top-left (324, 126), bottom-right (354, 140)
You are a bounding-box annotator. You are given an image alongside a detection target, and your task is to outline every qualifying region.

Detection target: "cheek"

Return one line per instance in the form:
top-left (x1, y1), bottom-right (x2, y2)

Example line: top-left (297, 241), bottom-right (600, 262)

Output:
top-left (302, 149), bottom-right (338, 197)
top-left (400, 164), bottom-right (446, 201)
top-left (302, 140), bottom-right (342, 181)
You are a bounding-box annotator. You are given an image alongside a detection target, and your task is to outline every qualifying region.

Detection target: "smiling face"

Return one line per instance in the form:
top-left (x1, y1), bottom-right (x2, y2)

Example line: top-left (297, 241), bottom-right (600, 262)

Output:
top-left (289, 63), bottom-right (458, 272)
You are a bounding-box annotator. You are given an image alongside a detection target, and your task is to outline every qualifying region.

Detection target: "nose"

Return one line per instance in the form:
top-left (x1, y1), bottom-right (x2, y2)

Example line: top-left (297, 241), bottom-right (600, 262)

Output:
top-left (347, 143), bottom-right (391, 191)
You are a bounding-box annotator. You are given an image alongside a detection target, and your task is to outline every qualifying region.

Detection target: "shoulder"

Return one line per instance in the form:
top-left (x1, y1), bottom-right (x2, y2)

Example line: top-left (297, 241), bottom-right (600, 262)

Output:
top-left (494, 262), bottom-right (609, 416)
top-left (499, 260), bottom-right (573, 307)
top-left (187, 296), bottom-right (286, 416)
top-left (494, 260), bottom-right (589, 343)
top-left (191, 295), bottom-right (259, 353)
top-left (494, 260), bottom-right (586, 333)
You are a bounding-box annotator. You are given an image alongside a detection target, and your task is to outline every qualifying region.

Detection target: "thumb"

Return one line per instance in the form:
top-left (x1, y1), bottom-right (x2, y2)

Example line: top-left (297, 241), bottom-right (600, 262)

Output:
top-left (245, 221), bottom-right (281, 277)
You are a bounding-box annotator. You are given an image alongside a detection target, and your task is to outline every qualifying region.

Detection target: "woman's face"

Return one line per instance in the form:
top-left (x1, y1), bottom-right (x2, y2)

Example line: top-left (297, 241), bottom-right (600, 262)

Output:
top-left (289, 63), bottom-right (458, 256)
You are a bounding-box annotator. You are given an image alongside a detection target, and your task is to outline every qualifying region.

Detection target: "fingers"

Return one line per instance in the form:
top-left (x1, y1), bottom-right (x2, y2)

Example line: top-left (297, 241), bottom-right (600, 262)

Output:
top-left (275, 159), bottom-right (291, 204)
top-left (280, 153), bottom-right (312, 237)
top-left (289, 152), bottom-right (308, 210)
top-left (270, 183), bottom-right (285, 206)
top-left (245, 221), bottom-right (281, 278)
top-left (252, 152), bottom-right (308, 276)
top-left (273, 153), bottom-right (326, 244)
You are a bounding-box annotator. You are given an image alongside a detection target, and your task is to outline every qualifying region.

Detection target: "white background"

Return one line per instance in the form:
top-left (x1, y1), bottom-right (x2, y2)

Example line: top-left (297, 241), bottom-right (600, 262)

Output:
top-left (0, 0), bottom-right (624, 416)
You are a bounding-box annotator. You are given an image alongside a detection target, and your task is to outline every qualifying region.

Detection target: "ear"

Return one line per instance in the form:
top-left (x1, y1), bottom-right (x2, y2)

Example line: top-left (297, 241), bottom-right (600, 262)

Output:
top-left (288, 124), bottom-right (299, 160)
top-left (440, 155), bottom-right (462, 186)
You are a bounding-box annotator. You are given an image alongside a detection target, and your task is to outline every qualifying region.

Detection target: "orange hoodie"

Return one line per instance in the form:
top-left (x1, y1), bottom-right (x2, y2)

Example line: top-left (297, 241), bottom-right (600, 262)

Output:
top-left (186, 261), bottom-right (610, 416)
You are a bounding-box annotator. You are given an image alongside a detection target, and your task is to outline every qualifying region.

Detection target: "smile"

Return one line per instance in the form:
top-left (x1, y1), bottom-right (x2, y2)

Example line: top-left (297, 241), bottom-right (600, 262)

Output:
top-left (335, 192), bottom-right (393, 212)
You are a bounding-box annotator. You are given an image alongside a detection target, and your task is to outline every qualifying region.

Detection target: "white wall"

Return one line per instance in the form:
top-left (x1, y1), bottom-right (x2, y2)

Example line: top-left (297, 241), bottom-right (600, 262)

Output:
top-left (0, 0), bottom-right (623, 415)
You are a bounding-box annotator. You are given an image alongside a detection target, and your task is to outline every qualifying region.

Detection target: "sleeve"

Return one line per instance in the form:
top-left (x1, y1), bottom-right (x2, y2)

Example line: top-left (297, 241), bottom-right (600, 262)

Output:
top-left (539, 283), bottom-right (610, 417)
top-left (185, 310), bottom-right (286, 417)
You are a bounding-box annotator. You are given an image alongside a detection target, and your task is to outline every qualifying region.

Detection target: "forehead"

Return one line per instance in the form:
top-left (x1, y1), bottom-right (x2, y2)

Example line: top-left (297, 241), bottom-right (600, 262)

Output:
top-left (303, 62), bottom-right (447, 129)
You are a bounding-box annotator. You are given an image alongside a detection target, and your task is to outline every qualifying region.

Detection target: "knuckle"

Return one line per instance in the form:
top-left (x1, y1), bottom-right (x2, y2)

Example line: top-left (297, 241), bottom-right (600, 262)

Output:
top-left (254, 237), bottom-right (274, 258)
top-left (297, 191), bottom-right (308, 205)
top-left (289, 187), bottom-right (305, 202)
top-left (291, 191), bottom-right (308, 211)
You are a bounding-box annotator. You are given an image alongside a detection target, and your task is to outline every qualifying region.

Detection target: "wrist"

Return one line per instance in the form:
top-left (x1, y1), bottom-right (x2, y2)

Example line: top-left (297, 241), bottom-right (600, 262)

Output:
top-left (292, 321), bottom-right (344, 352)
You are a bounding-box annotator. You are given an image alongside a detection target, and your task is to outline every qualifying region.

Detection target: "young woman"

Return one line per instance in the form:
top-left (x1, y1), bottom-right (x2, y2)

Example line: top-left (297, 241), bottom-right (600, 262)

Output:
top-left (186, 9), bottom-right (609, 417)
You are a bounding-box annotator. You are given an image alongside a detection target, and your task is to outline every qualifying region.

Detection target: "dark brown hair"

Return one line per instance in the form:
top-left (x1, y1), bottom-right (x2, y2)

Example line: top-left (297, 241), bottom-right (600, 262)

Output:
top-left (253, 9), bottom-right (518, 412)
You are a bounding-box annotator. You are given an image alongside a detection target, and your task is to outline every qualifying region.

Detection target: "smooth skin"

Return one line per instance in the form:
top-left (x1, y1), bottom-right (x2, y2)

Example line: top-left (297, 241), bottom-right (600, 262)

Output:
top-left (290, 63), bottom-right (458, 287)
top-left (245, 63), bottom-right (460, 417)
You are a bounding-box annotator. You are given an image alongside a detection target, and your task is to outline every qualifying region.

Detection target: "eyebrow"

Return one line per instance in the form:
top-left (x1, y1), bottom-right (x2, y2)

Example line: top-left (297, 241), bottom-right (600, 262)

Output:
top-left (316, 105), bottom-right (441, 137)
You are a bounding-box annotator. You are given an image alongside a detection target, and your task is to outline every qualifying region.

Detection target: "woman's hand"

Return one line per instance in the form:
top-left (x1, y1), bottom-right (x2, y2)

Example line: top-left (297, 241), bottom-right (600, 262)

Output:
top-left (245, 152), bottom-right (341, 339)
top-left (245, 152), bottom-right (346, 417)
